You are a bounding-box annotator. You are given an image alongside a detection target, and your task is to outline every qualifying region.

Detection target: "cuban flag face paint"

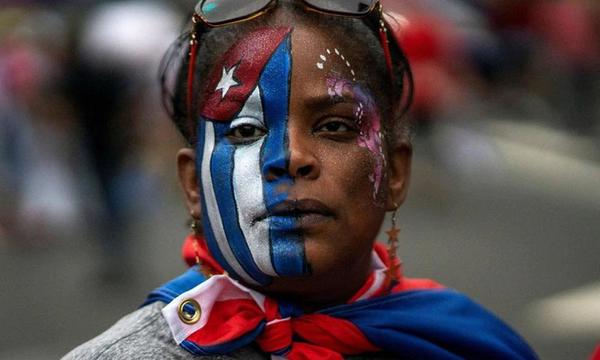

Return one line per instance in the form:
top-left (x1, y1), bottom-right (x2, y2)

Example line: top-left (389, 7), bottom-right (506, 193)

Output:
top-left (196, 28), bottom-right (309, 286)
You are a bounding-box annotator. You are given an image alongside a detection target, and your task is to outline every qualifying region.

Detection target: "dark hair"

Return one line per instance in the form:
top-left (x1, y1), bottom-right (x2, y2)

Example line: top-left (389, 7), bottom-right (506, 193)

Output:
top-left (160, 2), bottom-right (413, 147)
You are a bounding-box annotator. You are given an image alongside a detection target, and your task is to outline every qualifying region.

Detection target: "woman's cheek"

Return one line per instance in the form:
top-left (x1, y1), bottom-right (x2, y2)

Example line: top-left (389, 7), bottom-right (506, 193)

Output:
top-left (301, 143), bottom-right (385, 278)
top-left (340, 143), bottom-right (385, 208)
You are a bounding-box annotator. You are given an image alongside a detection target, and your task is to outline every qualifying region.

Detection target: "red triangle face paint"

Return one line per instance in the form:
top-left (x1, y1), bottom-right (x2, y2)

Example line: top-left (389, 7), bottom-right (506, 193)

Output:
top-left (199, 27), bottom-right (292, 122)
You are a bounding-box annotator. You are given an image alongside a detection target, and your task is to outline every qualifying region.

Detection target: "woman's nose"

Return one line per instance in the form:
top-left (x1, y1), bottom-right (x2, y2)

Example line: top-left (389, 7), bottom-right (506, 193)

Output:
top-left (288, 139), bottom-right (319, 179)
top-left (263, 130), bottom-right (320, 181)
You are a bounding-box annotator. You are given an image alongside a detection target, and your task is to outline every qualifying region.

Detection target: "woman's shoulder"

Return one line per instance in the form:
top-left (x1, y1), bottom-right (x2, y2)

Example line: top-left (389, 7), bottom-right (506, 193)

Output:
top-left (61, 302), bottom-right (266, 360)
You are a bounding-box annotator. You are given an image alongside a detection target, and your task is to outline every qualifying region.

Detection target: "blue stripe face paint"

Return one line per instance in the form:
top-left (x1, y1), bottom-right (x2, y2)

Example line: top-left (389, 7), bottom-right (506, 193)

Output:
top-left (195, 28), bottom-right (309, 286)
top-left (259, 34), bottom-right (308, 277)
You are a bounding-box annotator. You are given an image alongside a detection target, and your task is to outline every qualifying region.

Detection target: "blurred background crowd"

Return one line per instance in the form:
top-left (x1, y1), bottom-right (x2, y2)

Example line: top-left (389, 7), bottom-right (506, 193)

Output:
top-left (0, 0), bottom-right (598, 359)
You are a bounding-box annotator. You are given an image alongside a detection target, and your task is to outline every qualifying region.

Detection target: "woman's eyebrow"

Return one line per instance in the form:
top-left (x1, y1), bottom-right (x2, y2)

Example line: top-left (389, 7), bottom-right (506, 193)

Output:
top-left (302, 94), bottom-right (358, 111)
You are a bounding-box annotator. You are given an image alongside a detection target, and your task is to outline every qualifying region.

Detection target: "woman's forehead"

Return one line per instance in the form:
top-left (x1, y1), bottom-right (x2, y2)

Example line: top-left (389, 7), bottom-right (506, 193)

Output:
top-left (198, 25), bottom-right (369, 122)
top-left (291, 25), bottom-right (364, 89)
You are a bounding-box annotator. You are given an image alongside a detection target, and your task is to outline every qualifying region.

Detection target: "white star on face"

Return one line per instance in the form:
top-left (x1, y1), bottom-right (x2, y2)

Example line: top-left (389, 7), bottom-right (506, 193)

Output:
top-left (215, 65), bottom-right (239, 99)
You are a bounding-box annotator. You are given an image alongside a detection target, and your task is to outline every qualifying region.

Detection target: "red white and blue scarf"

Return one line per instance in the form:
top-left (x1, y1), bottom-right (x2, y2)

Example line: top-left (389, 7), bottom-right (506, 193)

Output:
top-left (144, 236), bottom-right (538, 359)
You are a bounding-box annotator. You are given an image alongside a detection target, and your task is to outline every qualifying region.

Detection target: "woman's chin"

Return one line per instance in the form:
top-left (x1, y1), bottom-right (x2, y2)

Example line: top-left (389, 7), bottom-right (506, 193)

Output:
top-left (251, 248), bottom-right (372, 310)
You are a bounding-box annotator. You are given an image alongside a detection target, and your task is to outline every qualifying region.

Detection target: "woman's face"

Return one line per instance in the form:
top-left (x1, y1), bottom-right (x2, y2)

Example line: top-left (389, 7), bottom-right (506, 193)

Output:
top-left (182, 23), bottom-right (410, 305)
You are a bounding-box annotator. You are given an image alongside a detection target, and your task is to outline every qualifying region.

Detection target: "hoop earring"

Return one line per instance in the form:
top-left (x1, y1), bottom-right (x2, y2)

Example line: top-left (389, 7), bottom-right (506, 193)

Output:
top-left (385, 204), bottom-right (401, 285)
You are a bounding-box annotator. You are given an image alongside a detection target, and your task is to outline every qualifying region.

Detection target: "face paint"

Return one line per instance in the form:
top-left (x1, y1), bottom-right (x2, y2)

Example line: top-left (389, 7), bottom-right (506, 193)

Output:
top-left (196, 28), bottom-right (309, 286)
top-left (317, 48), bottom-right (357, 82)
top-left (316, 48), bottom-right (386, 201)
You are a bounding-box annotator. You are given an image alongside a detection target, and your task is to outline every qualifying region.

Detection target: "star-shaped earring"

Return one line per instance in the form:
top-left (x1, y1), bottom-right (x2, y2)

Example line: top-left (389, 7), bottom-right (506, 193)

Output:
top-left (215, 65), bottom-right (239, 99)
top-left (385, 206), bottom-right (401, 287)
top-left (386, 226), bottom-right (400, 241)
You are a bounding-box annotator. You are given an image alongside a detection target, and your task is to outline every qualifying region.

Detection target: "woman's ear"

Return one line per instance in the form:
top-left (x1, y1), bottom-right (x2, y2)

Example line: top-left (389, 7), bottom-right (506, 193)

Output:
top-left (177, 148), bottom-right (202, 219)
top-left (385, 141), bottom-right (412, 211)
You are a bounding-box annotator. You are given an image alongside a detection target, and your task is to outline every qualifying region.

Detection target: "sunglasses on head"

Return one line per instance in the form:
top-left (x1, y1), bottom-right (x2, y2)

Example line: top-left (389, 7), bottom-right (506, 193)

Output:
top-left (195, 0), bottom-right (379, 25)
top-left (162, 0), bottom-right (413, 142)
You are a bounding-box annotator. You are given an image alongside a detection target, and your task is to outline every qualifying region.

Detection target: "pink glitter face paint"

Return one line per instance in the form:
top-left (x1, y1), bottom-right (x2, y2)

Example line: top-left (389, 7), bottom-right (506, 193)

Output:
top-left (327, 77), bottom-right (386, 200)
top-left (316, 48), bottom-right (386, 201)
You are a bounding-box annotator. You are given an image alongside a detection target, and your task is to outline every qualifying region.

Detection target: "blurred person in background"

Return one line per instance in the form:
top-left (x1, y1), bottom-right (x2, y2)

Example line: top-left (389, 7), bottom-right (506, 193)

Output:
top-left (0, 1), bottom-right (180, 269)
top-left (0, 8), bottom-right (84, 245)
top-left (474, 0), bottom-right (600, 134)
top-left (65, 1), bottom-right (180, 280)
top-left (63, 1), bottom-right (537, 359)
top-left (531, 0), bottom-right (600, 134)
top-left (384, 0), bottom-right (476, 133)
top-left (65, 20), bottom-right (135, 278)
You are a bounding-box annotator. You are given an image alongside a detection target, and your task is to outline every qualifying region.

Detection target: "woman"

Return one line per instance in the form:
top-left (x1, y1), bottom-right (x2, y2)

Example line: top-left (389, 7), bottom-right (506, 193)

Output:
top-left (64, 1), bottom-right (538, 359)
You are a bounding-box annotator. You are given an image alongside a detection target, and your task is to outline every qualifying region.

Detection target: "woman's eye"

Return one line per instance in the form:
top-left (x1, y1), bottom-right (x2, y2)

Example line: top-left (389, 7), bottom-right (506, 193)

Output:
top-left (227, 124), bottom-right (267, 142)
top-left (314, 119), bottom-right (358, 136)
top-left (323, 122), bottom-right (347, 132)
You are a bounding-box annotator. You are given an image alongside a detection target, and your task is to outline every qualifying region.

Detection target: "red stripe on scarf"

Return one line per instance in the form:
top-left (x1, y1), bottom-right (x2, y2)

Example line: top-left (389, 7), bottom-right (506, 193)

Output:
top-left (256, 314), bottom-right (380, 358)
top-left (186, 299), bottom-right (263, 346)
